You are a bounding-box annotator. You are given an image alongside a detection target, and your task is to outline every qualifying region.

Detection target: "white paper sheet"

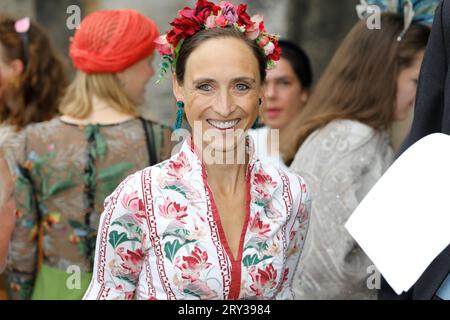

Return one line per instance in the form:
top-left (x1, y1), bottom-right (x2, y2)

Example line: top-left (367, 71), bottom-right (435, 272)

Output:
top-left (345, 133), bottom-right (450, 295)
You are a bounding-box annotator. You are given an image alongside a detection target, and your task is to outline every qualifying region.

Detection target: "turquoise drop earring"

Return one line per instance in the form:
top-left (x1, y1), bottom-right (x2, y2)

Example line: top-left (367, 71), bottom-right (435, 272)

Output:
top-left (174, 101), bottom-right (185, 130)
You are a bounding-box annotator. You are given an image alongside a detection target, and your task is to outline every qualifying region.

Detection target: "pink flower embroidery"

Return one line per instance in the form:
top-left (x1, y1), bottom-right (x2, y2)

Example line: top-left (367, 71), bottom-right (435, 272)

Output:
top-left (167, 151), bottom-right (192, 180)
top-left (175, 246), bottom-right (212, 281)
top-left (254, 168), bottom-right (277, 200)
top-left (121, 191), bottom-right (147, 223)
top-left (158, 197), bottom-right (188, 223)
top-left (249, 264), bottom-right (278, 297)
top-left (249, 213), bottom-right (271, 239)
top-left (121, 190), bottom-right (140, 211)
top-left (111, 247), bottom-right (145, 282)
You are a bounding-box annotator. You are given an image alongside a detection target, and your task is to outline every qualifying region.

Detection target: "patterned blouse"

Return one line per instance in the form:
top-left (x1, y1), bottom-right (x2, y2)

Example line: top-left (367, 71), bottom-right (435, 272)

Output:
top-left (7, 117), bottom-right (172, 299)
top-left (290, 120), bottom-right (394, 300)
top-left (83, 137), bottom-right (310, 300)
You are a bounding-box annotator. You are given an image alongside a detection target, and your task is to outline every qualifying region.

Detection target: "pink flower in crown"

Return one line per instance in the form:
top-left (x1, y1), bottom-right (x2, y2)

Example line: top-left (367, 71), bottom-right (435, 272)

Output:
top-left (249, 213), bottom-right (271, 239)
top-left (158, 197), bottom-right (188, 224)
top-left (264, 41), bottom-right (275, 56)
top-left (258, 35), bottom-right (270, 49)
top-left (167, 151), bottom-right (192, 180)
top-left (249, 264), bottom-right (278, 297)
top-left (246, 14), bottom-right (264, 40)
top-left (215, 15), bottom-right (229, 27)
top-left (175, 246), bottom-right (212, 280)
top-left (154, 35), bottom-right (172, 56)
top-left (254, 168), bottom-right (278, 200)
top-left (205, 15), bottom-right (217, 29)
top-left (219, 1), bottom-right (238, 25)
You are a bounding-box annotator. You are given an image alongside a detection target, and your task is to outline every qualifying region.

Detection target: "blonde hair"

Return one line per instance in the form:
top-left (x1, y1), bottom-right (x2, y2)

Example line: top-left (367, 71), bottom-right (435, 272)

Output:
top-left (59, 72), bottom-right (138, 119)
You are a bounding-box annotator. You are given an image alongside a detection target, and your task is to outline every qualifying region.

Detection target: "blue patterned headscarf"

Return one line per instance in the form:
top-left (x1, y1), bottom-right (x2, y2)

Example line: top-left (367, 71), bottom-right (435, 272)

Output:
top-left (356, 0), bottom-right (441, 40)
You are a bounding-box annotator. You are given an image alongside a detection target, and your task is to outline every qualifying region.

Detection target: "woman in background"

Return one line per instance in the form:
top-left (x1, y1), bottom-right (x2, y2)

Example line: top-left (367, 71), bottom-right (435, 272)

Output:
top-left (0, 15), bottom-right (67, 130)
top-left (0, 15), bottom-right (68, 300)
top-left (286, 0), bottom-right (438, 299)
top-left (6, 9), bottom-right (172, 300)
top-left (249, 39), bottom-right (312, 170)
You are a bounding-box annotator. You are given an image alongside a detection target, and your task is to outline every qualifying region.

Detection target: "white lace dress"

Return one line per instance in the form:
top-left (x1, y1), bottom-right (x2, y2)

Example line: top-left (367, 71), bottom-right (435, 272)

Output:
top-left (290, 120), bottom-right (394, 300)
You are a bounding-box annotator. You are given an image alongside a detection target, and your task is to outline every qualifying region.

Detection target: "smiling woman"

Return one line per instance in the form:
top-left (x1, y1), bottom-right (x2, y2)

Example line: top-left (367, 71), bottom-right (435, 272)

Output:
top-left (84, 0), bottom-right (311, 301)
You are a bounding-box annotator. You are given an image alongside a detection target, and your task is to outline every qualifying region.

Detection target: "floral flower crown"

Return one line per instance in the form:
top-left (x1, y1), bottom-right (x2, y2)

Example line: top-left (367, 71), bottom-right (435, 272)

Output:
top-left (154, 0), bottom-right (281, 83)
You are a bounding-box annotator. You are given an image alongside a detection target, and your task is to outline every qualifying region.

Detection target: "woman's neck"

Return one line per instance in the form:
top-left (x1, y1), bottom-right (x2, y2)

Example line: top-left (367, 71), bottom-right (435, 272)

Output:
top-left (204, 161), bottom-right (247, 196)
top-left (202, 138), bottom-right (249, 195)
top-left (60, 96), bottom-right (136, 125)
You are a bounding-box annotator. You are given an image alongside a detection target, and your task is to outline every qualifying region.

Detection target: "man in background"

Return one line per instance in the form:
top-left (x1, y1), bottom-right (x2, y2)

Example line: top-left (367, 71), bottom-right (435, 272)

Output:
top-left (379, 0), bottom-right (450, 300)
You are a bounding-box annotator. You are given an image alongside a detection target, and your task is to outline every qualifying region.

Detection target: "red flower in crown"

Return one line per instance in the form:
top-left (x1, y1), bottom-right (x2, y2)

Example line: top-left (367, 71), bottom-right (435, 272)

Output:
top-left (236, 4), bottom-right (253, 28)
top-left (196, 0), bottom-right (221, 22)
top-left (167, 0), bottom-right (221, 48)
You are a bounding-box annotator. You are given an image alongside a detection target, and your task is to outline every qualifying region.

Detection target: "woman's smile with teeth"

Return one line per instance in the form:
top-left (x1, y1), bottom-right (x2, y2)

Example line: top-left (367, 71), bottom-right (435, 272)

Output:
top-left (207, 119), bottom-right (241, 130)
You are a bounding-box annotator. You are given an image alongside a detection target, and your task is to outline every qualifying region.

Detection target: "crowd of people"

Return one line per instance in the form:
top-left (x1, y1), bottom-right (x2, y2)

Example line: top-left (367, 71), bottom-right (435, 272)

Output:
top-left (0, 0), bottom-right (448, 300)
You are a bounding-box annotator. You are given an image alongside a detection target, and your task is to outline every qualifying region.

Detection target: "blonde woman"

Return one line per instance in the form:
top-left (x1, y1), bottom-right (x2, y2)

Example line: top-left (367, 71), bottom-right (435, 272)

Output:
top-left (7, 10), bottom-right (172, 300)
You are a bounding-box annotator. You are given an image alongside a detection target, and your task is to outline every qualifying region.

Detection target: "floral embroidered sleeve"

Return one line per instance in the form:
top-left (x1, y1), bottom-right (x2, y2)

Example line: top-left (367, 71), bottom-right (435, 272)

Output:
top-left (7, 130), bottom-right (39, 300)
top-left (83, 172), bottom-right (149, 300)
top-left (275, 176), bottom-right (311, 300)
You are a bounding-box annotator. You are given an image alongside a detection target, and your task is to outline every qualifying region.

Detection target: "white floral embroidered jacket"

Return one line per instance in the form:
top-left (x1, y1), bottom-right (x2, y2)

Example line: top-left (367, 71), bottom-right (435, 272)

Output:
top-left (83, 138), bottom-right (310, 300)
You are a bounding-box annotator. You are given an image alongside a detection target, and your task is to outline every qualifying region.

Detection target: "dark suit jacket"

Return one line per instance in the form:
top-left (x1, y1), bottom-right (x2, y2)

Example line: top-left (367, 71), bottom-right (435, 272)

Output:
top-left (379, 0), bottom-right (450, 300)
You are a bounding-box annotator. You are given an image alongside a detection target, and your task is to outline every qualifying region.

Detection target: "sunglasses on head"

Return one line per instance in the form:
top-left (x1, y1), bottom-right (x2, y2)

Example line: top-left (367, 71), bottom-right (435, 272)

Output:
top-left (14, 17), bottom-right (31, 67)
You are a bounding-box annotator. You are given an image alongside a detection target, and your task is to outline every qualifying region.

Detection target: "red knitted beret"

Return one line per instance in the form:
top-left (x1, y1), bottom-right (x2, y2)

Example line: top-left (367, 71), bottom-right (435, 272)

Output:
top-left (70, 9), bottom-right (159, 73)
